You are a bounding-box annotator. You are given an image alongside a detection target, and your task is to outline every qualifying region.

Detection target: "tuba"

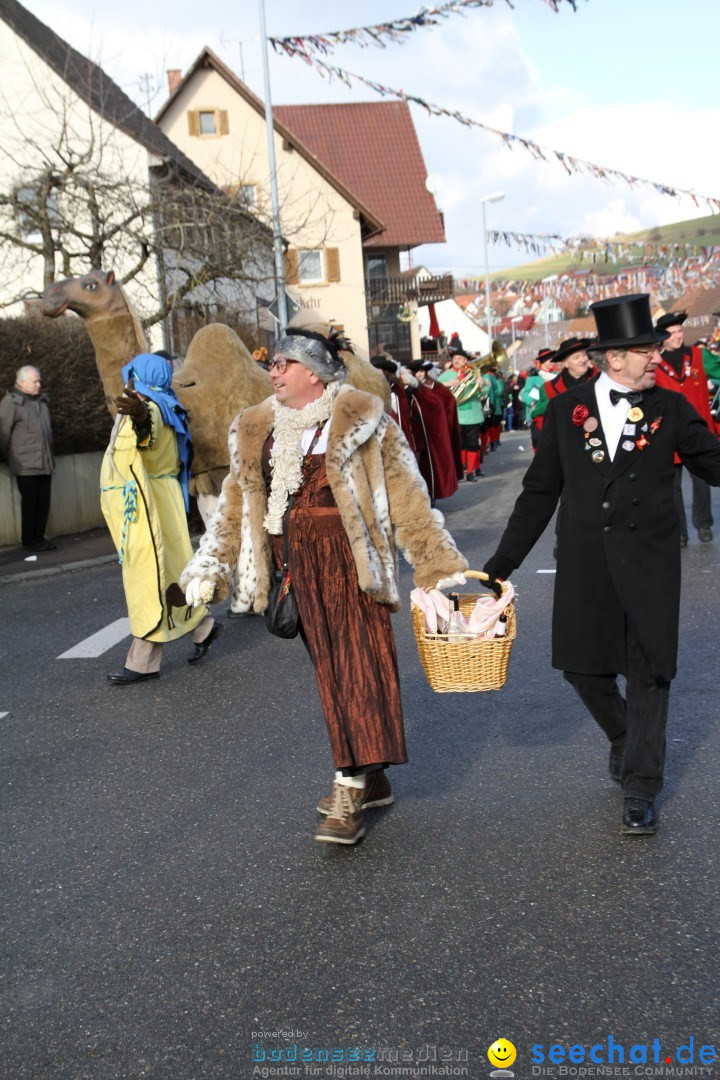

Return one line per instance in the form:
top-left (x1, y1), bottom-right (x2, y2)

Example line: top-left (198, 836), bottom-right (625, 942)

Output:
top-left (450, 341), bottom-right (508, 405)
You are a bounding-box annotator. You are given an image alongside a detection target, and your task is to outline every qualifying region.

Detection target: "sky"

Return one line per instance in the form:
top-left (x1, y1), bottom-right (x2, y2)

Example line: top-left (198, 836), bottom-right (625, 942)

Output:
top-left (20, 0), bottom-right (720, 278)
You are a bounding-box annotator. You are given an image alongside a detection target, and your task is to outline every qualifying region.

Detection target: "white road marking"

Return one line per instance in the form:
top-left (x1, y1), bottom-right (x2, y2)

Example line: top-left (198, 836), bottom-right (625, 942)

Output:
top-left (57, 618), bottom-right (131, 659)
top-left (0, 712), bottom-right (8, 719)
top-left (536, 569), bottom-right (557, 574)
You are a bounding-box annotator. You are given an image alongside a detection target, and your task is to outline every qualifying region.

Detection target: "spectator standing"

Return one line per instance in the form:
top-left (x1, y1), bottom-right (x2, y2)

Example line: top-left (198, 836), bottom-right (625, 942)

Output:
top-left (0, 365), bottom-right (55, 551)
top-left (654, 311), bottom-right (717, 544)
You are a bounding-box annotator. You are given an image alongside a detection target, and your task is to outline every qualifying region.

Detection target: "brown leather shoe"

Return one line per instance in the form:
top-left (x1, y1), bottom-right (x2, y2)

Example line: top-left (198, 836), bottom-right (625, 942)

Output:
top-left (317, 769), bottom-right (394, 815)
top-left (314, 783), bottom-right (365, 845)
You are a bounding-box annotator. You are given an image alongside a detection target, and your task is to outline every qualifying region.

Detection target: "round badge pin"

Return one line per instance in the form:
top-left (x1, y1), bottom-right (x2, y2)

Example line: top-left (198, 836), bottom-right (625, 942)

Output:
top-left (628, 407), bottom-right (644, 423)
top-left (621, 439), bottom-right (635, 452)
top-left (589, 438), bottom-right (602, 447)
top-left (591, 449), bottom-right (605, 463)
top-left (583, 417), bottom-right (599, 432)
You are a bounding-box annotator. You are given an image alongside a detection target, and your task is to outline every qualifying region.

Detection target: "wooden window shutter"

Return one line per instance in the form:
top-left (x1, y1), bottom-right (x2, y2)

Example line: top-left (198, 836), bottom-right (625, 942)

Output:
top-left (285, 249), bottom-right (299, 285)
top-left (219, 110), bottom-right (229, 135)
top-left (325, 247), bottom-right (341, 283)
top-left (187, 110), bottom-right (200, 136)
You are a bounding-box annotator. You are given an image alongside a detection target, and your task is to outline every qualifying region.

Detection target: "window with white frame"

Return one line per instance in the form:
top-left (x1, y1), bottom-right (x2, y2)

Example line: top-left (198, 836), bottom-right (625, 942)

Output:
top-left (298, 249), bottom-right (324, 284)
top-left (240, 185), bottom-right (258, 209)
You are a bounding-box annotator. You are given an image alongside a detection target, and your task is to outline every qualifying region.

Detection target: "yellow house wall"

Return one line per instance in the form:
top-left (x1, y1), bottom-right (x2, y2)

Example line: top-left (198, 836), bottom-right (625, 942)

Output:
top-left (159, 68), bottom-right (370, 356)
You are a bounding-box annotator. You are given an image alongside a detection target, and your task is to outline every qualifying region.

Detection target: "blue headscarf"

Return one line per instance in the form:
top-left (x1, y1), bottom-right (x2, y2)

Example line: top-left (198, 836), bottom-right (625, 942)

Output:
top-left (121, 353), bottom-right (193, 511)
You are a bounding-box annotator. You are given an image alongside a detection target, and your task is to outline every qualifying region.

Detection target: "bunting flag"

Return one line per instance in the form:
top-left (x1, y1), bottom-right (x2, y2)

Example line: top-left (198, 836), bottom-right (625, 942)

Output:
top-left (487, 230), bottom-right (720, 260)
top-left (269, 0), bottom-right (581, 60)
top-left (279, 55), bottom-right (720, 211)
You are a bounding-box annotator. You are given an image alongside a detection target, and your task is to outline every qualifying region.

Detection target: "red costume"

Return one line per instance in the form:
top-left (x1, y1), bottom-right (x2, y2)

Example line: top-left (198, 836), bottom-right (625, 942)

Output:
top-left (654, 345), bottom-right (715, 463)
top-left (407, 383), bottom-right (459, 501)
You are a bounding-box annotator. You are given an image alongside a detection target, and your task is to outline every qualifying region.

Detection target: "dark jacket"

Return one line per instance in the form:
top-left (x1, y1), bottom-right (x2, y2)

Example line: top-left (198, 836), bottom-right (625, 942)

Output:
top-left (493, 380), bottom-right (720, 681)
top-left (0, 389), bottom-right (55, 475)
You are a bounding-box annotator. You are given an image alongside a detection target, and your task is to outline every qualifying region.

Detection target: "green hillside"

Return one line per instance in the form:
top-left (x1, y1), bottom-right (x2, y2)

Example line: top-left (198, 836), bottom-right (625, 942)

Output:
top-left (486, 213), bottom-right (720, 282)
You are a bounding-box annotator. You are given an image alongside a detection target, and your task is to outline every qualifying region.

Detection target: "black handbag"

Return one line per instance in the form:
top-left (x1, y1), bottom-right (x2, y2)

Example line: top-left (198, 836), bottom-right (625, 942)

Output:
top-left (264, 496), bottom-right (300, 639)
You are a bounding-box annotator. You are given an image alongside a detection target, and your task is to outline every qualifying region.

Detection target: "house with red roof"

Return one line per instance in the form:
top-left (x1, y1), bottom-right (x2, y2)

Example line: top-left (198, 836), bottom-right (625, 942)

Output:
top-left (156, 50), bottom-right (451, 360)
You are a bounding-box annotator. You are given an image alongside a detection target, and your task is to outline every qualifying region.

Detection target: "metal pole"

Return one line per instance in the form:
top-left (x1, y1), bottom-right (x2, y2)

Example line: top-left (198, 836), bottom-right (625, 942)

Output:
top-left (544, 281), bottom-right (549, 349)
top-left (482, 200), bottom-right (493, 348)
top-left (258, 0), bottom-right (288, 330)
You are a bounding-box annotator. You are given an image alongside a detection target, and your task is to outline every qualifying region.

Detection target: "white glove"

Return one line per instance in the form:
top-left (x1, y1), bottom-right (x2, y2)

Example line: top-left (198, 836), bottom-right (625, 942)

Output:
top-left (434, 572), bottom-right (467, 590)
top-left (185, 578), bottom-right (215, 607)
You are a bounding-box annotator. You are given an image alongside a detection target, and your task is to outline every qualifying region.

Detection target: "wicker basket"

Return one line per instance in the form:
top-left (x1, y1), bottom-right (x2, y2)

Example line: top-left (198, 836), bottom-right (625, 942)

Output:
top-left (411, 571), bottom-right (516, 693)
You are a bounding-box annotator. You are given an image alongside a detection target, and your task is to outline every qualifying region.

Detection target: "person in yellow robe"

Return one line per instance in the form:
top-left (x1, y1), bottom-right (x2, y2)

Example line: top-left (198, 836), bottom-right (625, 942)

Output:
top-left (101, 353), bottom-right (220, 685)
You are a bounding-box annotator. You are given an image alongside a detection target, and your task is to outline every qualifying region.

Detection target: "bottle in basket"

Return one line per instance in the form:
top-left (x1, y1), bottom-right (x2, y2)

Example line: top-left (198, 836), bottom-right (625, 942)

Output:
top-left (446, 593), bottom-right (472, 643)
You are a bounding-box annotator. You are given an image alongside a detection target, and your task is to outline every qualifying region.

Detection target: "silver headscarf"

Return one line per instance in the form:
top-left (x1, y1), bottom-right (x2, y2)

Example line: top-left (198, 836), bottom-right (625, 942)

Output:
top-left (273, 328), bottom-right (350, 384)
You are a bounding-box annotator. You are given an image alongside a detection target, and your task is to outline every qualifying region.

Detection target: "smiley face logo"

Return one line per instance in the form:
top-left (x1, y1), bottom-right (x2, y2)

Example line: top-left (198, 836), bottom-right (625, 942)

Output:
top-left (488, 1040), bottom-right (517, 1070)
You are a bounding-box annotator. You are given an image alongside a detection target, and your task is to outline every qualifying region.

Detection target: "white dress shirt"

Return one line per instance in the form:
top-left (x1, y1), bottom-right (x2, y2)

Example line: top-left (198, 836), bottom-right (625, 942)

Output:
top-left (300, 424), bottom-right (329, 454)
top-left (594, 371), bottom-right (641, 461)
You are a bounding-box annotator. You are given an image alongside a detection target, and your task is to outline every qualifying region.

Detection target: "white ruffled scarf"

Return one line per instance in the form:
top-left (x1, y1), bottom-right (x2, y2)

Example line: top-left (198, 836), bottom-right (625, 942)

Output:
top-left (264, 382), bottom-right (341, 534)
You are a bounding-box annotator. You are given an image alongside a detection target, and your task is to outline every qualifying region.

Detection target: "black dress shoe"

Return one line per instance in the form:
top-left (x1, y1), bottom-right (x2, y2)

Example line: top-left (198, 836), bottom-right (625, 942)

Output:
top-left (609, 738), bottom-right (625, 783)
top-left (698, 526), bottom-right (713, 543)
top-left (188, 620), bottom-right (222, 664)
top-left (622, 797), bottom-right (658, 835)
top-left (465, 472), bottom-right (477, 482)
top-left (107, 668), bottom-right (160, 685)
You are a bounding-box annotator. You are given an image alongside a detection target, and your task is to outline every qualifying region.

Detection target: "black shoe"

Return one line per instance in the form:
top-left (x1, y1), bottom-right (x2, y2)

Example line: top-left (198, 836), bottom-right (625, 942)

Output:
top-left (24, 539), bottom-right (56, 551)
top-left (698, 527), bottom-right (713, 543)
top-left (609, 739), bottom-right (625, 783)
top-left (107, 668), bottom-right (160, 685)
top-left (622, 797), bottom-right (658, 835)
top-left (188, 620), bottom-right (222, 664)
top-left (465, 472), bottom-right (477, 482)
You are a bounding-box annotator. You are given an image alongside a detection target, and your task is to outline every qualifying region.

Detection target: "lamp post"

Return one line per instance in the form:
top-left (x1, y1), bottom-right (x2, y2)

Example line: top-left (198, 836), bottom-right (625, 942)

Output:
top-left (258, 0), bottom-right (287, 329)
top-left (541, 273), bottom-right (558, 349)
top-left (510, 314), bottom-right (523, 346)
top-left (480, 192), bottom-right (505, 351)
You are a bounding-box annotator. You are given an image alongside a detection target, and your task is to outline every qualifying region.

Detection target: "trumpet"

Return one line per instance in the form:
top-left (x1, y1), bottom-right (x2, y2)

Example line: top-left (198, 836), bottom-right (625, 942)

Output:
top-left (449, 341), bottom-right (508, 405)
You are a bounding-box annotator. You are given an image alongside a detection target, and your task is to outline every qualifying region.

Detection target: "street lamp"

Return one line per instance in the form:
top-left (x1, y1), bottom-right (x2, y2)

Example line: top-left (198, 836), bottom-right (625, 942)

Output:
top-left (480, 192), bottom-right (505, 350)
top-left (541, 273), bottom-right (558, 348)
top-left (510, 314), bottom-right (523, 345)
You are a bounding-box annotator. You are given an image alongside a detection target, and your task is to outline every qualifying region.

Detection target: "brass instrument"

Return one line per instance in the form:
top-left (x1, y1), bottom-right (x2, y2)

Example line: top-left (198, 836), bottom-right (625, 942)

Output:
top-left (449, 341), bottom-right (508, 405)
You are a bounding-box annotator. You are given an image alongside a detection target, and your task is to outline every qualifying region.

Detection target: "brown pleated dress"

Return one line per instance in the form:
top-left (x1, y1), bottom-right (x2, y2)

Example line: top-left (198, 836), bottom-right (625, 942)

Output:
top-left (265, 439), bottom-right (407, 771)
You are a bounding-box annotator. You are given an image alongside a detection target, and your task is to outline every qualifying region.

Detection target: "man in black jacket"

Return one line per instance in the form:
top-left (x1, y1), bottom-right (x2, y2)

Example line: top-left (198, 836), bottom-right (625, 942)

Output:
top-left (0, 366), bottom-right (55, 551)
top-left (484, 295), bottom-right (720, 836)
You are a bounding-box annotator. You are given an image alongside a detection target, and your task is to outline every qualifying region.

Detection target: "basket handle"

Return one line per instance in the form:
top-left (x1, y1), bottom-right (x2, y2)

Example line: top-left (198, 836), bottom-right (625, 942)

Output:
top-left (459, 570), bottom-right (506, 600)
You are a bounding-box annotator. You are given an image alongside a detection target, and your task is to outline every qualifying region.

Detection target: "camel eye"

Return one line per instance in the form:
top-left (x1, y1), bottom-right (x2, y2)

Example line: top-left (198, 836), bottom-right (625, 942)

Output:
top-left (83, 281), bottom-right (97, 290)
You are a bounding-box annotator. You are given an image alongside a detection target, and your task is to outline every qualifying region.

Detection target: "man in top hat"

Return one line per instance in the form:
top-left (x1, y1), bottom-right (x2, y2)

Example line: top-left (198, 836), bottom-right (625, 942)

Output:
top-left (654, 311), bottom-right (717, 544)
top-left (483, 294), bottom-right (720, 837)
top-left (520, 348), bottom-right (557, 451)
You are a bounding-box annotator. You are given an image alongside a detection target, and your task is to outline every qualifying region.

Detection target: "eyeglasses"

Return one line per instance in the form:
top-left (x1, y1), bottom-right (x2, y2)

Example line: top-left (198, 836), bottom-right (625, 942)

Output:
top-left (631, 345), bottom-right (661, 358)
top-left (269, 356), bottom-right (299, 374)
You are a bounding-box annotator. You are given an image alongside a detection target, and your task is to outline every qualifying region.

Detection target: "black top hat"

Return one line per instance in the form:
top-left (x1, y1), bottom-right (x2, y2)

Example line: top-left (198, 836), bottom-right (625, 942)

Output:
top-left (553, 337), bottom-right (594, 365)
top-left (589, 294), bottom-right (668, 351)
top-left (534, 347), bottom-right (556, 365)
top-left (655, 311), bottom-right (687, 332)
top-left (407, 359), bottom-right (434, 373)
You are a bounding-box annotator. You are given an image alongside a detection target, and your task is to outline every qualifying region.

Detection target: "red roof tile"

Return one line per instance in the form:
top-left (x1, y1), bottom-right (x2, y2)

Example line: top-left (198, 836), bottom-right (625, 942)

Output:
top-left (274, 102), bottom-right (445, 250)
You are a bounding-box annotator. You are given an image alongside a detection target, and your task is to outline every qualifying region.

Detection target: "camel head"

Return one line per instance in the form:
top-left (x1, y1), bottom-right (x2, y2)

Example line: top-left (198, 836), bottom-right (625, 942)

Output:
top-left (40, 269), bottom-right (128, 320)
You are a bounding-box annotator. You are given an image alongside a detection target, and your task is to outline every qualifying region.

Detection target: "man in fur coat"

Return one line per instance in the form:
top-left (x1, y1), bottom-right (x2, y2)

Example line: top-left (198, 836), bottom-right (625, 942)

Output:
top-left (182, 317), bottom-right (467, 846)
top-left (484, 294), bottom-right (720, 837)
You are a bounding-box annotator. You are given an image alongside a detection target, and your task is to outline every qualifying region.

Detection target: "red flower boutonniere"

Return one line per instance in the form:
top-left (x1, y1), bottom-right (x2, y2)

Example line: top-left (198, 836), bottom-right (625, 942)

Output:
top-left (635, 434), bottom-right (649, 451)
top-left (649, 417), bottom-right (662, 434)
top-left (572, 404), bottom-right (590, 427)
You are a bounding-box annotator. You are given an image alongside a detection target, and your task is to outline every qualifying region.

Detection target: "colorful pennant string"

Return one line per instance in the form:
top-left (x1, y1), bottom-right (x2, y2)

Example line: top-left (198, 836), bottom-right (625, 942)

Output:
top-left (278, 55), bottom-right (720, 211)
top-left (269, 0), bottom-right (581, 60)
top-left (486, 230), bottom-right (720, 260)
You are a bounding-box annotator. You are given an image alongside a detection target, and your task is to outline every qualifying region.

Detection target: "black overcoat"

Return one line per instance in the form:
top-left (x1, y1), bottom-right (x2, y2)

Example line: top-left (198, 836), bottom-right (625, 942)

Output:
top-left (495, 379), bottom-right (720, 680)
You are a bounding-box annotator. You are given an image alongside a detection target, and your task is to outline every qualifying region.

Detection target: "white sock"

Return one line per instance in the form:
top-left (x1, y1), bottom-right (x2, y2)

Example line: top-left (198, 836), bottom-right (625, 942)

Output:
top-left (335, 770), bottom-right (365, 789)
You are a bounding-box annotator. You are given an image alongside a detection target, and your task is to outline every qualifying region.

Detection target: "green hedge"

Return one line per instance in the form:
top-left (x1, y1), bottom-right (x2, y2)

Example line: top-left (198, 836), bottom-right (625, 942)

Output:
top-left (0, 315), bottom-right (111, 457)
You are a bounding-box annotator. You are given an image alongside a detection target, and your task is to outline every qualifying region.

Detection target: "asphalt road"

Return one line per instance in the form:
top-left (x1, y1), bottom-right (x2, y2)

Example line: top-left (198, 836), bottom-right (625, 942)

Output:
top-left (2, 430), bottom-right (719, 1080)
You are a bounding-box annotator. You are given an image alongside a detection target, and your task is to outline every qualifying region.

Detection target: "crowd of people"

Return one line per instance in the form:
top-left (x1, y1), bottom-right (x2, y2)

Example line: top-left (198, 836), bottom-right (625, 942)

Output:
top-left (3, 296), bottom-right (720, 844)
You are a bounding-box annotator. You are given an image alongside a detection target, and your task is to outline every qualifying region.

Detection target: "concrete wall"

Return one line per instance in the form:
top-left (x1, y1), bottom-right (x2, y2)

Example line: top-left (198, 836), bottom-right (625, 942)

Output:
top-left (1, 452), bottom-right (105, 546)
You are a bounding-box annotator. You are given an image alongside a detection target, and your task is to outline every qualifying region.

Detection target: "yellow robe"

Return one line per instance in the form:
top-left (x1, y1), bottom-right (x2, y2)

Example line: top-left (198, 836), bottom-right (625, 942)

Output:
top-left (100, 402), bottom-right (208, 641)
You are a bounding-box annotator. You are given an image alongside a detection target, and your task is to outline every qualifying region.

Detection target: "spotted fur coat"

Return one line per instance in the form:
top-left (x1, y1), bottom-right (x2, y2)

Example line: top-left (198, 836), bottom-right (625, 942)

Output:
top-left (180, 384), bottom-right (467, 614)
